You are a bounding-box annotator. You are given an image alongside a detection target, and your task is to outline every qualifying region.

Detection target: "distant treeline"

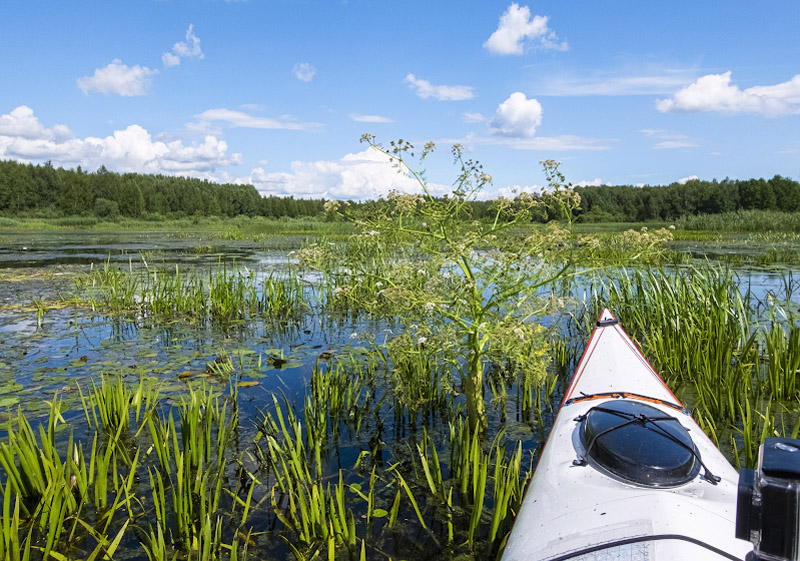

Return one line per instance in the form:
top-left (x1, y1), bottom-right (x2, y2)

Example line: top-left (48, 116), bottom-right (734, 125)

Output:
top-left (0, 160), bottom-right (325, 219)
top-left (2, 159), bottom-right (799, 223)
top-left (571, 175), bottom-right (800, 223)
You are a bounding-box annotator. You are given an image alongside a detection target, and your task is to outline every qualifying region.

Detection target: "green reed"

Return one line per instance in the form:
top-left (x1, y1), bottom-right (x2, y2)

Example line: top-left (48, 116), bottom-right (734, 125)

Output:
top-left (574, 264), bottom-right (800, 471)
top-left (407, 420), bottom-right (530, 550)
top-left (81, 260), bottom-right (307, 323)
top-left (764, 306), bottom-right (800, 400)
top-left (380, 335), bottom-right (454, 426)
top-left (674, 210), bottom-right (800, 233)
top-left (305, 358), bottom-right (370, 446)
top-left (0, 374), bottom-right (254, 561)
top-left (585, 266), bottom-right (756, 421)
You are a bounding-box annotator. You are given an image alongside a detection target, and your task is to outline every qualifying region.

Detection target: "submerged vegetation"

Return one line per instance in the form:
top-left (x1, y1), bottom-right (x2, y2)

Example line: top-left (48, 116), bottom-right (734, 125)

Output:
top-left (0, 138), bottom-right (799, 560)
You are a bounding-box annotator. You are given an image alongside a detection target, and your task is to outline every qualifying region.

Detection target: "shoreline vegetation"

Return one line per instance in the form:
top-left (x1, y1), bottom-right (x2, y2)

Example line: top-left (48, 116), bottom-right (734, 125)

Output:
top-left (2, 158), bottom-right (800, 226)
top-left (1, 143), bottom-right (799, 560)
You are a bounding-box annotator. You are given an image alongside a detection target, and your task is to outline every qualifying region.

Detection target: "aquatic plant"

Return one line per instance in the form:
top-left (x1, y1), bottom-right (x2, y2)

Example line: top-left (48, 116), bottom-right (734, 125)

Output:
top-left (584, 266), bottom-right (756, 421)
top-left (764, 305), bottom-right (800, 400)
top-left (311, 136), bottom-right (582, 433)
top-left (80, 260), bottom-right (308, 324)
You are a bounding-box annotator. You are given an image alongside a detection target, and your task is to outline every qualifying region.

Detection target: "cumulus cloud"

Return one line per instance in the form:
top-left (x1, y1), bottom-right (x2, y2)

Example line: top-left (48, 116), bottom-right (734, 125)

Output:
top-left (677, 175), bottom-right (699, 184)
top-left (489, 92), bottom-right (542, 137)
top-left (350, 114), bottom-right (393, 123)
top-left (495, 184), bottom-right (543, 199)
top-left (192, 108), bottom-right (321, 131)
top-left (0, 106), bottom-right (72, 141)
top-left (574, 178), bottom-right (608, 187)
top-left (495, 178), bottom-right (607, 199)
top-left (0, 105), bottom-right (240, 176)
top-left (162, 24), bottom-right (204, 68)
top-left (405, 74), bottom-right (474, 101)
top-left (293, 63), bottom-right (316, 82)
top-left (76, 59), bottom-right (158, 96)
top-left (657, 72), bottom-right (800, 116)
top-left (245, 148), bottom-right (449, 200)
top-left (484, 3), bottom-right (567, 55)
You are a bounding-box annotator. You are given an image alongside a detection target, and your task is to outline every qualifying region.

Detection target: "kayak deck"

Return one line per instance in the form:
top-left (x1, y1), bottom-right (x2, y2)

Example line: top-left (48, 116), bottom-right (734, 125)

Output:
top-left (501, 309), bottom-right (752, 561)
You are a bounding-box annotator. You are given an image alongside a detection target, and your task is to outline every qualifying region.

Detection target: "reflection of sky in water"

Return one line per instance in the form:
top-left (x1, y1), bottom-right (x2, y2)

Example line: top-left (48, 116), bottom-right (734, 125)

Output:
top-left (0, 230), bottom-right (300, 268)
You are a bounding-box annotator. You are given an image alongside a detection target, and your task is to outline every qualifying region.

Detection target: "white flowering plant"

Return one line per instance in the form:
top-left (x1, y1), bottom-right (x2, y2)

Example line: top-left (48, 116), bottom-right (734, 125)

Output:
top-left (315, 135), bottom-right (582, 432)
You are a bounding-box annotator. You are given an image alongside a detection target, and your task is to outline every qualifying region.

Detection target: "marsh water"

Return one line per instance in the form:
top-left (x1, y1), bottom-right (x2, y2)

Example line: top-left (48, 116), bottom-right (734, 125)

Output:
top-left (0, 228), bottom-right (796, 560)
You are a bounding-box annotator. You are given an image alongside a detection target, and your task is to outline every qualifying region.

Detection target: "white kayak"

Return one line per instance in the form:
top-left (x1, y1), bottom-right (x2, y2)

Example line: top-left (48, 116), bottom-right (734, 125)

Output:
top-left (502, 309), bottom-right (753, 561)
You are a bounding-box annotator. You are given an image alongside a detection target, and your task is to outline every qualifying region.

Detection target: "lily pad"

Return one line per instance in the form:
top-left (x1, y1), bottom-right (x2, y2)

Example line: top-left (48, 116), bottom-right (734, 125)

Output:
top-left (0, 396), bottom-right (20, 408)
top-left (0, 383), bottom-right (23, 395)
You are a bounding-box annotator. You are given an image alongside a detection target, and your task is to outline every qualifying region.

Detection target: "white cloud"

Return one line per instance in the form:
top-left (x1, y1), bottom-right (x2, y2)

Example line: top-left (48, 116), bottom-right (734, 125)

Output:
top-left (489, 92), bottom-right (542, 137)
top-left (456, 132), bottom-right (610, 152)
top-left (677, 175), bottom-right (699, 184)
top-left (192, 108), bottom-right (321, 131)
top-left (246, 148), bottom-right (449, 200)
top-left (495, 184), bottom-right (543, 199)
top-left (76, 59), bottom-right (158, 96)
top-left (405, 74), bottom-right (474, 101)
top-left (640, 129), bottom-right (698, 150)
top-left (657, 72), bottom-right (800, 116)
top-left (490, 135), bottom-right (609, 151)
top-left (463, 112), bottom-right (486, 123)
top-left (350, 114), bottom-right (393, 123)
top-left (293, 62), bottom-right (316, 82)
top-left (538, 70), bottom-right (700, 96)
top-left (0, 106), bottom-right (72, 141)
top-left (0, 106), bottom-right (240, 177)
top-left (494, 177), bottom-right (607, 199)
top-left (484, 3), bottom-right (567, 55)
top-left (162, 24), bottom-right (204, 68)
top-left (653, 140), bottom-right (698, 150)
top-left (574, 178), bottom-right (608, 187)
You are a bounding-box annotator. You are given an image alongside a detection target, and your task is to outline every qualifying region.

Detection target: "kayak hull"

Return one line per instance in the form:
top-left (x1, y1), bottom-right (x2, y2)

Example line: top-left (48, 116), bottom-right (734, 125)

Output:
top-left (501, 309), bottom-right (752, 561)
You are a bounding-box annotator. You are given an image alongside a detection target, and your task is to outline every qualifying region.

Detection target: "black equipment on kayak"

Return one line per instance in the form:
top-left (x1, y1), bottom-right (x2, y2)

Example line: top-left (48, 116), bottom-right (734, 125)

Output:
top-left (574, 400), bottom-right (713, 487)
top-left (736, 437), bottom-right (800, 561)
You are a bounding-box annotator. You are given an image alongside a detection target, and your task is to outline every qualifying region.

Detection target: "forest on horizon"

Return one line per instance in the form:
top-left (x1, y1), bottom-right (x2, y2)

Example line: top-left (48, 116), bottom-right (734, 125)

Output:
top-left (1, 158), bottom-right (799, 223)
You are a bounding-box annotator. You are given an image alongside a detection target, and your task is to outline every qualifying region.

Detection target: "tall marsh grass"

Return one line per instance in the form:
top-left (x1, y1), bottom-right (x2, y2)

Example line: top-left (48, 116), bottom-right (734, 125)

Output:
top-left (79, 259), bottom-right (308, 323)
top-left (575, 264), bottom-right (800, 468)
top-left (674, 210), bottom-right (800, 232)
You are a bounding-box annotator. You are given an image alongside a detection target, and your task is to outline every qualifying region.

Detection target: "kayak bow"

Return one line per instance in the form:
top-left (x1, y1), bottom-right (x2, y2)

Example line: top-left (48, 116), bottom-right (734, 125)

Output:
top-left (502, 309), bottom-right (753, 561)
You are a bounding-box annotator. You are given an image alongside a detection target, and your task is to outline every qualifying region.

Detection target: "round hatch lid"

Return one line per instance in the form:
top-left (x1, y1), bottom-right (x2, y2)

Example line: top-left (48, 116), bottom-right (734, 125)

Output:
top-left (579, 400), bottom-right (700, 487)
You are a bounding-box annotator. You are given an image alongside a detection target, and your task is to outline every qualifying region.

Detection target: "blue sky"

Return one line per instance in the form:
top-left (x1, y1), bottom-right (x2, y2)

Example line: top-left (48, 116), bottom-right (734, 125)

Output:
top-left (1, 1), bottom-right (799, 200)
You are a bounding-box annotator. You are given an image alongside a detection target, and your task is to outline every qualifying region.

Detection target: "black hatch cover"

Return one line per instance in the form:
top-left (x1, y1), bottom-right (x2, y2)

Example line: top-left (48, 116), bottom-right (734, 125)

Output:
top-left (578, 400), bottom-right (700, 487)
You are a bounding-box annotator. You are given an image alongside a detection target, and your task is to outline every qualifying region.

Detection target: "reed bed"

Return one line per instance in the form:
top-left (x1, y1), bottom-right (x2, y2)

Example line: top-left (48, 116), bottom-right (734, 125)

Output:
top-left (0, 376), bottom-right (249, 561)
top-left (674, 210), bottom-right (800, 232)
top-left (573, 264), bottom-right (800, 468)
top-left (0, 352), bottom-right (535, 559)
top-left (78, 259), bottom-right (308, 323)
